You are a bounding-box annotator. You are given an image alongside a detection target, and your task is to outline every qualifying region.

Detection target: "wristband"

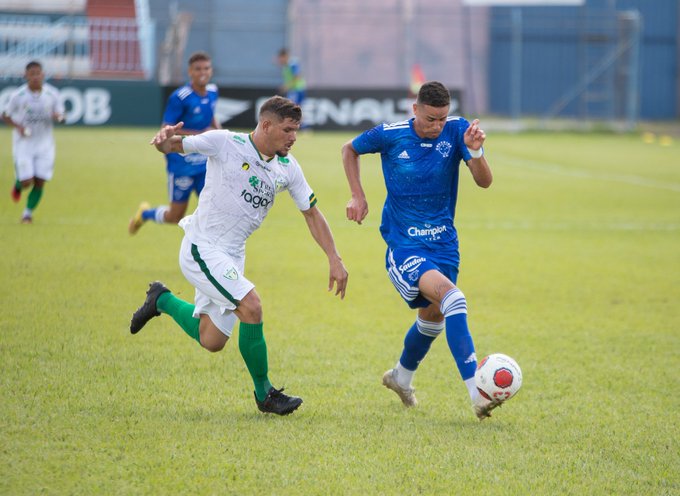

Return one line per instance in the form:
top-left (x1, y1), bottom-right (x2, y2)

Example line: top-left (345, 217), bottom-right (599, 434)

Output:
top-left (468, 146), bottom-right (483, 159)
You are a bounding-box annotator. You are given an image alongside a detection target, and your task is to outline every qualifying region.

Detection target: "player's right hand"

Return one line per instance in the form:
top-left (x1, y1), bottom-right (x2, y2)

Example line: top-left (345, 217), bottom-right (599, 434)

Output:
top-left (346, 197), bottom-right (368, 225)
top-left (150, 121), bottom-right (184, 145)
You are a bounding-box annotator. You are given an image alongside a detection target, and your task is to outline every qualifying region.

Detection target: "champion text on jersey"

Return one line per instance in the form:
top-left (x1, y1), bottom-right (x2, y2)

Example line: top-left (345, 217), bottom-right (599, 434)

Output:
top-left (407, 225), bottom-right (447, 240)
top-left (398, 150), bottom-right (410, 159)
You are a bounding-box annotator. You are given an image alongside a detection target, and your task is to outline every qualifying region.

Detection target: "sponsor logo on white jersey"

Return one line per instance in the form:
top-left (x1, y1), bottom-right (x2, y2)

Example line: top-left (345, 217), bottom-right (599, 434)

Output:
top-left (398, 150), bottom-right (410, 159)
top-left (241, 175), bottom-right (273, 209)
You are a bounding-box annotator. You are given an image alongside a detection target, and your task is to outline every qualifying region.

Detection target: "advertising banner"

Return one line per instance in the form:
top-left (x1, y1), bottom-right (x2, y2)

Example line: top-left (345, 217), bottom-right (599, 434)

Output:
top-left (164, 86), bottom-right (463, 131)
top-left (0, 79), bottom-right (161, 126)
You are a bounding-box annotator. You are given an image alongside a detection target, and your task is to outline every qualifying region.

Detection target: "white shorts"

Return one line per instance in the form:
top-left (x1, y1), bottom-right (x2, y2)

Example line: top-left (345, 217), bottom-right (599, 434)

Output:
top-left (178, 236), bottom-right (255, 337)
top-left (13, 137), bottom-right (56, 181)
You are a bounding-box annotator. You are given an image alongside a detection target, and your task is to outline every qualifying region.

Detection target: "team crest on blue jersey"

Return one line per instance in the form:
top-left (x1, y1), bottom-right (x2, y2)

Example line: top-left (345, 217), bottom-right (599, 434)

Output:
top-left (436, 141), bottom-right (452, 158)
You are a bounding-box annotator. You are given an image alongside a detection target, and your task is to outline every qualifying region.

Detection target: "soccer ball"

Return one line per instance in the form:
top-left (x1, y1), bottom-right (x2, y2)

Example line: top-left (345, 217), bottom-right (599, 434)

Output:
top-left (475, 353), bottom-right (522, 403)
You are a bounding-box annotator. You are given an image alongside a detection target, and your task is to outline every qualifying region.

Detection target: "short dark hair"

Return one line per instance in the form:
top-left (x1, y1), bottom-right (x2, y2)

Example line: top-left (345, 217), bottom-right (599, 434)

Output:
top-left (188, 51), bottom-right (211, 66)
top-left (259, 95), bottom-right (302, 122)
top-left (25, 60), bottom-right (42, 71)
top-left (417, 81), bottom-right (450, 108)
top-left (278, 48), bottom-right (289, 58)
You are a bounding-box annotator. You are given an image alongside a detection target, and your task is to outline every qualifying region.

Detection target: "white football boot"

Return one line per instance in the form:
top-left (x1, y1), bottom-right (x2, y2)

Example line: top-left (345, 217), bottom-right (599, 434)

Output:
top-left (382, 368), bottom-right (418, 407)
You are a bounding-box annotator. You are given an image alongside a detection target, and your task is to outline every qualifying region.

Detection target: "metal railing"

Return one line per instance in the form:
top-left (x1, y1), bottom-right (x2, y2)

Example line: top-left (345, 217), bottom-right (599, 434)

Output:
top-left (0, 14), bottom-right (155, 80)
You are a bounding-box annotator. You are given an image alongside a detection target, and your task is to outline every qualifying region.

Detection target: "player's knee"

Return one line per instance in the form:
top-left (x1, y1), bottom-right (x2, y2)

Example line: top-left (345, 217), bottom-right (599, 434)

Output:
top-left (198, 318), bottom-right (229, 352)
top-left (419, 304), bottom-right (443, 323)
top-left (202, 339), bottom-right (226, 353)
top-left (164, 210), bottom-right (184, 224)
top-left (236, 290), bottom-right (263, 323)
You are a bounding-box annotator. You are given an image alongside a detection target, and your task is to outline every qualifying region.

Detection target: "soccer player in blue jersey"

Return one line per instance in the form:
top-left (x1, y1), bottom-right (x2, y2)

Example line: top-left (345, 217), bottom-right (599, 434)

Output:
top-left (129, 52), bottom-right (220, 234)
top-left (342, 81), bottom-right (497, 420)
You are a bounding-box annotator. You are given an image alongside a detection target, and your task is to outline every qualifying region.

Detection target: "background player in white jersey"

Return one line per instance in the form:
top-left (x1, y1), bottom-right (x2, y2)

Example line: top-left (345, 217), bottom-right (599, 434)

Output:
top-left (2, 61), bottom-right (64, 224)
top-left (130, 96), bottom-right (348, 415)
top-left (129, 52), bottom-right (220, 234)
top-left (342, 81), bottom-right (497, 420)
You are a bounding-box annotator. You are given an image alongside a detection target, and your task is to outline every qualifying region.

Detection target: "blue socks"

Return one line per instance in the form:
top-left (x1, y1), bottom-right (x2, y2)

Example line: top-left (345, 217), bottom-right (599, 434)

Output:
top-left (141, 206), bottom-right (169, 223)
top-left (441, 288), bottom-right (477, 380)
top-left (398, 318), bottom-right (445, 370)
top-left (397, 289), bottom-right (477, 380)
top-left (141, 208), bottom-right (156, 221)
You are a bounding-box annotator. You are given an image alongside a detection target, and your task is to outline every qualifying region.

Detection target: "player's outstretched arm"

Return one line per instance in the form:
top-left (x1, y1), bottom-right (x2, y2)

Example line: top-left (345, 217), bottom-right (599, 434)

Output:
top-left (464, 119), bottom-right (493, 188)
top-left (301, 206), bottom-right (348, 299)
top-left (150, 122), bottom-right (185, 154)
top-left (341, 140), bottom-right (369, 225)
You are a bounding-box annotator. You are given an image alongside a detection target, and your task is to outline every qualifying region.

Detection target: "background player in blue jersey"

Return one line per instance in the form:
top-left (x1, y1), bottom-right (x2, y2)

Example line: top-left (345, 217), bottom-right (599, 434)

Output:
top-left (342, 81), bottom-right (497, 420)
top-left (277, 48), bottom-right (306, 106)
top-left (129, 52), bottom-right (220, 234)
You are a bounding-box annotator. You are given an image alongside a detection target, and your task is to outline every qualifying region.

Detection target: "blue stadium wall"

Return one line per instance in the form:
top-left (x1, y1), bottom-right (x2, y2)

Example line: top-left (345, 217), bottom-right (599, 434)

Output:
top-left (148, 0), bottom-right (288, 86)
top-left (488, 0), bottom-right (679, 119)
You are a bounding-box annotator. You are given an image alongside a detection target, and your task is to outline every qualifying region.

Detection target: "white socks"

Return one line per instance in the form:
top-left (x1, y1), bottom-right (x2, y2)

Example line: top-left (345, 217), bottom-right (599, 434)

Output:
top-left (394, 361), bottom-right (415, 389)
top-left (154, 205), bottom-right (169, 223)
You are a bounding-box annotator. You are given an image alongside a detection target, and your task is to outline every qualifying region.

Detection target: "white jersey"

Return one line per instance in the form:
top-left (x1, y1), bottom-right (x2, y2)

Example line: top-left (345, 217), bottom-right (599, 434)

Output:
top-left (4, 82), bottom-right (63, 146)
top-left (180, 130), bottom-right (316, 258)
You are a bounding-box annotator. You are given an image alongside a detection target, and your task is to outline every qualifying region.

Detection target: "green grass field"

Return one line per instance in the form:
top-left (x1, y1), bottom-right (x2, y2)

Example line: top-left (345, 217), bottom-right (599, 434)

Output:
top-left (1, 126), bottom-right (678, 495)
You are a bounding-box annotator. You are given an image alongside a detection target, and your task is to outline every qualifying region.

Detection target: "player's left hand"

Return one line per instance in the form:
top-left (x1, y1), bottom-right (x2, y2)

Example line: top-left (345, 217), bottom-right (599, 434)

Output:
top-left (328, 257), bottom-right (348, 299)
top-left (464, 119), bottom-right (486, 153)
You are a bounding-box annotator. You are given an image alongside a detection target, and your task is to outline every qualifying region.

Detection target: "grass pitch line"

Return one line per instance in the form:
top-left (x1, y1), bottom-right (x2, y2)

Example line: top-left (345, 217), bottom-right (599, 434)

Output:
top-left (502, 155), bottom-right (680, 193)
top-left (458, 220), bottom-right (680, 232)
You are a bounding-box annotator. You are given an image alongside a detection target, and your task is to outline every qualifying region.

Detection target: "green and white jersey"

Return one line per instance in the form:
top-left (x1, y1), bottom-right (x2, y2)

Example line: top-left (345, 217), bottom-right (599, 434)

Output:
top-left (4, 82), bottom-right (63, 145)
top-left (180, 130), bottom-right (316, 257)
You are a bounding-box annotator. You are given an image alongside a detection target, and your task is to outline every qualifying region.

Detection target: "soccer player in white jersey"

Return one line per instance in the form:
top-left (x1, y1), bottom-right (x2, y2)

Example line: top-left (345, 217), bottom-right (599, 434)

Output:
top-left (342, 81), bottom-right (498, 420)
top-left (2, 61), bottom-right (64, 224)
top-left (130, 96), bottom-right (349, 415)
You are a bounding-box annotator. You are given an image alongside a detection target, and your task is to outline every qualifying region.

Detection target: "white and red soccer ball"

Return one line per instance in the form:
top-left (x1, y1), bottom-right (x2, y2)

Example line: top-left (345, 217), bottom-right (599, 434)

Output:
top-left (475, 353), bottom-right (523, 403)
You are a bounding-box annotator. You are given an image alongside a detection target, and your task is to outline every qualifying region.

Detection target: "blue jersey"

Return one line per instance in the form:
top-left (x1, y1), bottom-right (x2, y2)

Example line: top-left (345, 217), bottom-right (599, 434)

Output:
top-left (163, 83), bottom-right (218, 176)
top-left (352, 116), bottom-right (473, 266)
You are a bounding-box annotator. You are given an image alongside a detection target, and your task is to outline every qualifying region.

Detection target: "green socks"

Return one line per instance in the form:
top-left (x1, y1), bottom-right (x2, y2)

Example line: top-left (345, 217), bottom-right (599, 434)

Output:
top-left (154, 294), bottom-right (273, 400)
top-left (14, 179), bottom-right (22, 192)
top-left (156, 292), bottom-right (201, 343)
top-left (238, 322), bottom-right (273, 401)
top-left (26, 186), bottom-right (43, 210)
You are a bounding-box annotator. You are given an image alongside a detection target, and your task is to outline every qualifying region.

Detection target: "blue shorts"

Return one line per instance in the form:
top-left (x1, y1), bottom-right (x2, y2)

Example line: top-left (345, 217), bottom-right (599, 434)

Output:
top-left (168, 172), bottom-right (206, 203)
top-left (286, 89), bottom-right (306, 105)
top-left (385, 247), bottom-right (459, 309)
